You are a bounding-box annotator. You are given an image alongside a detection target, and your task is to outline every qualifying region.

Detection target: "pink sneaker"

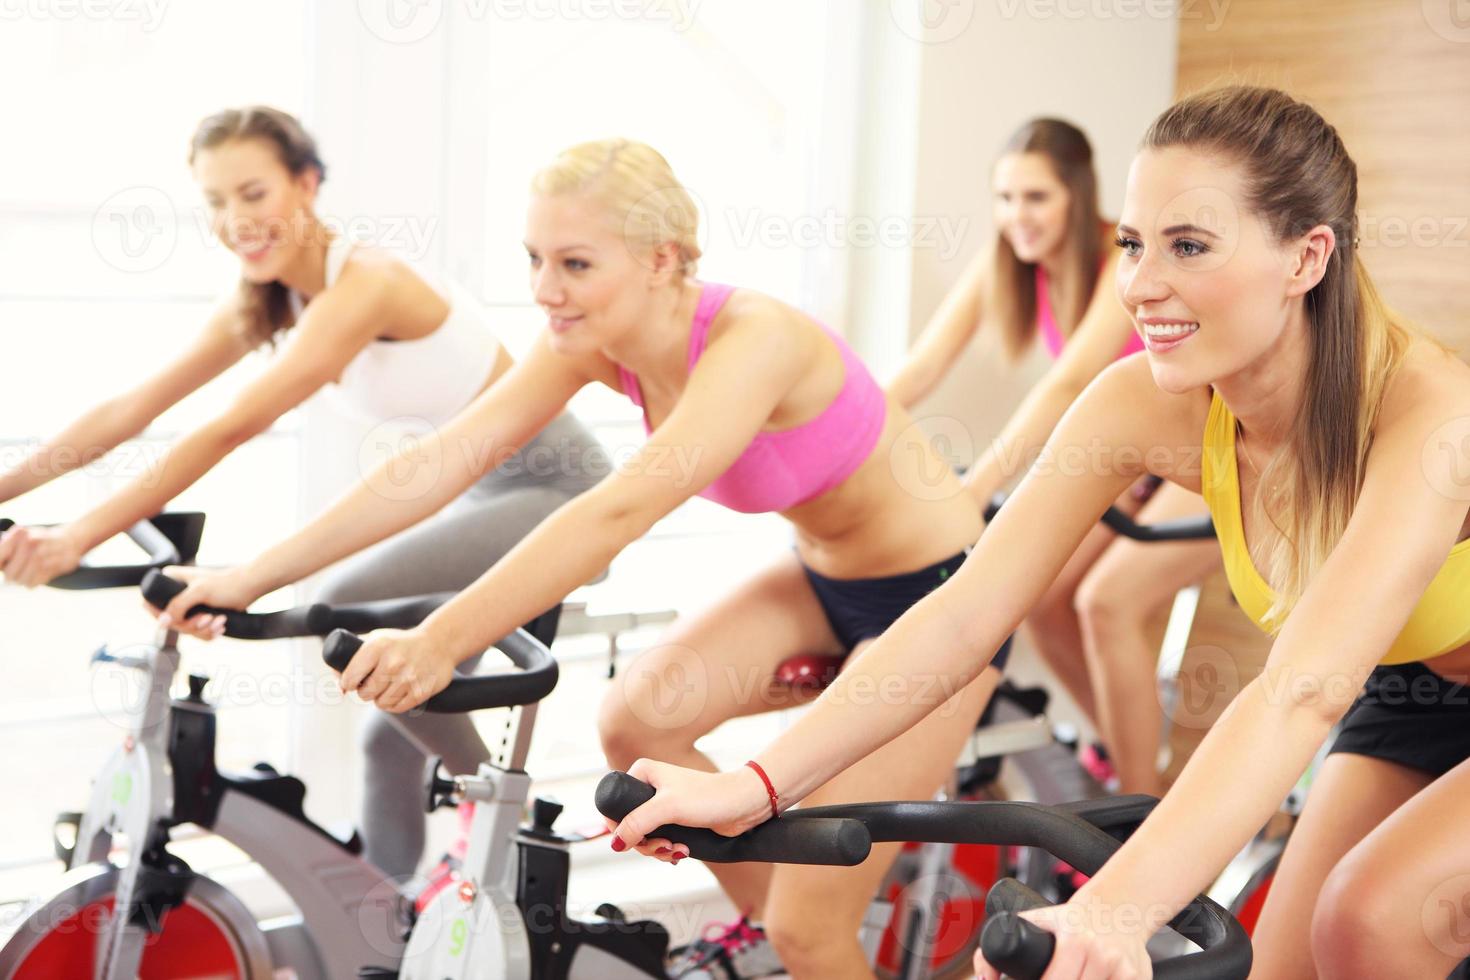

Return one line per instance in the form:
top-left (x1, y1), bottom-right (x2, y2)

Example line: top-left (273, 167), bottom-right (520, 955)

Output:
top-left (1078, 742), bottom-right (1119, 793)
top-left (667, 915), bottom-right (784, 978)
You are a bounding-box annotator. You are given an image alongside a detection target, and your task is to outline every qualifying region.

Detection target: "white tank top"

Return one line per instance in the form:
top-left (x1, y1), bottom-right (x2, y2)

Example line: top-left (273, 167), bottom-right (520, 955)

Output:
top-left (288, 235), bottom-right (500, 431)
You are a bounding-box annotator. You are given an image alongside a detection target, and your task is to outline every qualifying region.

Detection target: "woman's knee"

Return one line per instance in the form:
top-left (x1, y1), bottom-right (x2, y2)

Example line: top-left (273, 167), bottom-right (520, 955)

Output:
top-left (597, 673), bottom-right (683, 766)
top-left (1075, 566), bottom-right (1150, 640)
top-left (763, 881), bottom-right (866, 973)
top-left (1310, 851), bottom-right (1401, 974)
top-left (597, 647), bottom-right (722, 765)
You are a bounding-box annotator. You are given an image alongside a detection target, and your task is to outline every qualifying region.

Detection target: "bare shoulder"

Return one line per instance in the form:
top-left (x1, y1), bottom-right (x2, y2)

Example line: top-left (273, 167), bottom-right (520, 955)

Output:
top-left (1095, 353), bottom-right (1211, 438)
top-left (1087, 354), bottom-right (1213, 486)
top-left (1380, 338), bottom-right (1470, 432)
top-left (707, 286), bottom-right (818, 362)
top-left (333, 241), bottom-right (409, 295)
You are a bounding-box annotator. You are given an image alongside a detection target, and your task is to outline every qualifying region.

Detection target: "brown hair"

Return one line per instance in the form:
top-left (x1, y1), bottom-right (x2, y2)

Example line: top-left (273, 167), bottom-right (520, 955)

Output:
top-left (1145, 85), bottom-right (1411, 627)
top-left (990, 118), bottom-right (1104, 359)
top-left (189, 106), bottom-right (327, 348)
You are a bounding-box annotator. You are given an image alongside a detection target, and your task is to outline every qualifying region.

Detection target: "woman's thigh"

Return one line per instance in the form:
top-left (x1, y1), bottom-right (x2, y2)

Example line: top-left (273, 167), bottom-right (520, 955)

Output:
top-left (602, 552), bottom-right (845, 744)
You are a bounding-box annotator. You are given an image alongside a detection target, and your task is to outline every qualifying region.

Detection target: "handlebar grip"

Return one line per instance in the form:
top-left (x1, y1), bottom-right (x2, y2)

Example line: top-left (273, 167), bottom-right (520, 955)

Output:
top-left (978, 878), bottom-right (1055, 978)
top-left (322, 627), bottom-right (560, 714)
top-left (141, 567), bottom-right (188, 610)
top-left (594, 771), bottom-right (872, 867)
top-left (7, 517), bottom-right (185, 590)
top-left (980, 913), bottom-right (1055, 979)
top-left (141, 570), bottom-right (330, 640)
top-left (322, 628), bottom-right (361, 674)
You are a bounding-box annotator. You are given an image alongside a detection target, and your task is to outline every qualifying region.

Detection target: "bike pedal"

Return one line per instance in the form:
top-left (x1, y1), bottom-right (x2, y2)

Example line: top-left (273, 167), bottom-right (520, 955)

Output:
top-left (595, 902), bottom-right (629, 923)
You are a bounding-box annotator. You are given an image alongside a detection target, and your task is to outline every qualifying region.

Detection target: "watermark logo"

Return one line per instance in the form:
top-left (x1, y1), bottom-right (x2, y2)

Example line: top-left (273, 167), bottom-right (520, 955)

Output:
top-left (358, 0), bottom-right (702, 45)
top-left (620, 643), bottom-right (708, 731)
top-left (92, 186), bottom-right (177, 274)
top-left (1422, 0), bottom-right (1470, 42)
top-left (359, 417), bottom-right (445, 502)
top-left (621, 184), bottom-right (710, 274)
top-left (891, 416), bottom-right (974, 503)
top-left (1153, 184), bottom-right (1240, 273)
top-left (357, 874), bottom-right (429, 954)
top-left (1161, 644), bottom-right (1241, 730)
top-left (358, 0), bottom-right (443, 43)
top-left (0, 0), bottom-right (170, 31)
top-left (890, 0), bottom-right (976, 43)
top-left (89, 646), bottom-right (158, 732)
top-left (1421, 874), bottom-right (1470, 956)
top-left (725, 208), bottom-right (970, 261)
top-left (1421, 416), bottom-right (1470, 503)
top-left (995, 0), bottom-right (1229, 30)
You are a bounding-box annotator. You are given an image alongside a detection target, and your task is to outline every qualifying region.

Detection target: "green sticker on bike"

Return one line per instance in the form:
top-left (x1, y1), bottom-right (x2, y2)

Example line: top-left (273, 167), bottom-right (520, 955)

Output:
top-left (111, 773), bottom-right (132, 806)
top-left (450, 917), bottom-right (467, 956)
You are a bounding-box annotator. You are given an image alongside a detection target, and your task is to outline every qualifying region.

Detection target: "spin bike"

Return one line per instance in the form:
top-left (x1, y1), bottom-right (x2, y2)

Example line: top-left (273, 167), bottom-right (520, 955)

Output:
top-left (316, 616), bottom-right (879, 979)
top-left (0, 514), bottom-right (558, 979)
top-left (597, 771), bottom-right (1253, 980)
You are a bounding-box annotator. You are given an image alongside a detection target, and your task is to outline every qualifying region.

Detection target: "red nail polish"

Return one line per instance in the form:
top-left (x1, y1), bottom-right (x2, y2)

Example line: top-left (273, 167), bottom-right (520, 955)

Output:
top-left (655, 847), bottom-right (670, 854)
top-left (672, 854), bottom-right (684, 865)
top-left (610, 836), bottom-right (626, 853)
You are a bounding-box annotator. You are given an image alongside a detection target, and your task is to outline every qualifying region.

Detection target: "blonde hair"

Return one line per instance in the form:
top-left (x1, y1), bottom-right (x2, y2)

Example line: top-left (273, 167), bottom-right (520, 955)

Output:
top-left (990, 118), bottom-right (1104, 360)
top-left (1145, 86), bottom-right (1414, 628)
top-left (530, 139), bottom-right (701, 276)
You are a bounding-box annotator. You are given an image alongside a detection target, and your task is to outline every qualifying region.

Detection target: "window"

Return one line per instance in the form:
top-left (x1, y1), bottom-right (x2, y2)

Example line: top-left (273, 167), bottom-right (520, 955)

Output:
top-left (0, 1), bottom-right (312, 885)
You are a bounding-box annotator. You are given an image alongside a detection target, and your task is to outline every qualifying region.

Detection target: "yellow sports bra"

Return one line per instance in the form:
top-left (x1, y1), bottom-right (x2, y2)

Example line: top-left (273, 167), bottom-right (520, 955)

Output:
top-left (1201, 391), bottom-right (1470, 666)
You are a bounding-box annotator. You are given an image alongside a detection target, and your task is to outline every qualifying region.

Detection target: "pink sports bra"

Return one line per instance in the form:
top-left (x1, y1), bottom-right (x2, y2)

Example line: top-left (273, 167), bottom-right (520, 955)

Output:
top-left (616, 283), bottom-right (887, 515)
top-left (1035, 264), bottom-right (1143, 360)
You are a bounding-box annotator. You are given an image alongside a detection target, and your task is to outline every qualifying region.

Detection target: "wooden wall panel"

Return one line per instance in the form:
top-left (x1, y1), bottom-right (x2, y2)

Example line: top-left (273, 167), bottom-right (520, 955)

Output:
top-left (1176, 0), bottom-right (1470, 348)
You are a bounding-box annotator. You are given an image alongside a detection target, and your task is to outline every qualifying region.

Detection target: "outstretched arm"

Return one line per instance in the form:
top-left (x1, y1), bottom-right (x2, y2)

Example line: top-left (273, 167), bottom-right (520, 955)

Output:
top-left (963, 249), bottom-right (1135, 510)
top-left (886, 248), bottom-right (989, 409)
top-left (159, 329), bottom-right (585, 627)
top-left (0, 300), bottom-right (247, 505)
top-left (610, 357), bottom-right (1162, 846)
top-left (333, 306), bottom-right (816, 713)
top-left (0, 272), bottom-right (386, 585)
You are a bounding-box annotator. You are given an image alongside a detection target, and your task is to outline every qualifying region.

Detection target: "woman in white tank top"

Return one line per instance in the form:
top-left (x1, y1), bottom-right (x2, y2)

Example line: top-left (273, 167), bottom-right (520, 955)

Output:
top-left (0, 106), bottom-right (605, 877)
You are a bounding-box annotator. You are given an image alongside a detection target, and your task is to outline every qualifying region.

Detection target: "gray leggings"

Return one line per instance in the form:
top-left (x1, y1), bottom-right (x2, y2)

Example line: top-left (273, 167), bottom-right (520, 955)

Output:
top-left (314, 482), bottom-right (577, 878)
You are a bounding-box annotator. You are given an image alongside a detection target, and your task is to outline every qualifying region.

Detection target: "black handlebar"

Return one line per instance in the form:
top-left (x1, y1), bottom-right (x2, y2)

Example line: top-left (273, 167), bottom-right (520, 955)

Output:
top-left (2, 512), bottom-right (205, 590)
top-left (984, 492), bottom-right (1215, 542)
top-left (595, 778), bottom-right (1251, 978)
top-left (142, 570), bottom-right (562, 714)
top-left (321, 627), bottom-right (560, 714)
top-left (141, 569), bottom-right (332, 640)
top-left (594, 771), bottom-right (872, 866)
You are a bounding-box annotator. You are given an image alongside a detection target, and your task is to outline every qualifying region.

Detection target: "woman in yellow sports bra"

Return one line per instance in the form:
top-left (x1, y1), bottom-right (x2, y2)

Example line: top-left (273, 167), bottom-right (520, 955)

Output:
top-left (604, 85), bottom-right (1470, 980)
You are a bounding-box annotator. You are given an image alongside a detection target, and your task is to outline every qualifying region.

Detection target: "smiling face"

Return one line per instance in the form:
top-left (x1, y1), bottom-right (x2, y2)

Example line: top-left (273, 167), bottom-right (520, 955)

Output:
top-left (525, 191), bottom-right (669, 356)
top-left (1115, 146), bottom-right (1314, 395)
top-left (992, 152), bottom-right (1073, 263)
top-left (192, 137), bottom-right (320, 285)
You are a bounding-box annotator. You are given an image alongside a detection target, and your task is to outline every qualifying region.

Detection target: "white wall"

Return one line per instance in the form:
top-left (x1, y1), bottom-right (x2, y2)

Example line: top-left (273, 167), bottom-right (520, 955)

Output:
top-left (849, 3), bottom-right (1179, 460)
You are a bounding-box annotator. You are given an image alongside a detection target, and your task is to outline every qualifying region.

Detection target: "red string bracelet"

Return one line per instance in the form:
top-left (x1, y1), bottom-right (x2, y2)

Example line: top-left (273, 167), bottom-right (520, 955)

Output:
top-left (745, 760), bottom-right (780, 820)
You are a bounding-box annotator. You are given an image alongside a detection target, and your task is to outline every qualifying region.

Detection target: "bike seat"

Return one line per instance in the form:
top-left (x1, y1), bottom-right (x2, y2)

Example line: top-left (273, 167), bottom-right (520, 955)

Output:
top-left (774, 653), bottom-right (846, 692)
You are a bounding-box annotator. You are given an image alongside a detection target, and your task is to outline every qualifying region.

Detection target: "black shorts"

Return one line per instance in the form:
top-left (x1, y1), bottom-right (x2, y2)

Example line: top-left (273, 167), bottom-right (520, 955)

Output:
top-left (801, 552), bottom-right (1012, 672)
top-left (1328, 662), bottom-right (1470, 777)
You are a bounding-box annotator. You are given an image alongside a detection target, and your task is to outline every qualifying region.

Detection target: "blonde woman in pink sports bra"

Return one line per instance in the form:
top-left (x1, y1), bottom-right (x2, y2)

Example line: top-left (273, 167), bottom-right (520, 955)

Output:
top-left (890, 118), bottom-right (1220, 796)
top-left (162, 139), bottom-right (999, 979)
